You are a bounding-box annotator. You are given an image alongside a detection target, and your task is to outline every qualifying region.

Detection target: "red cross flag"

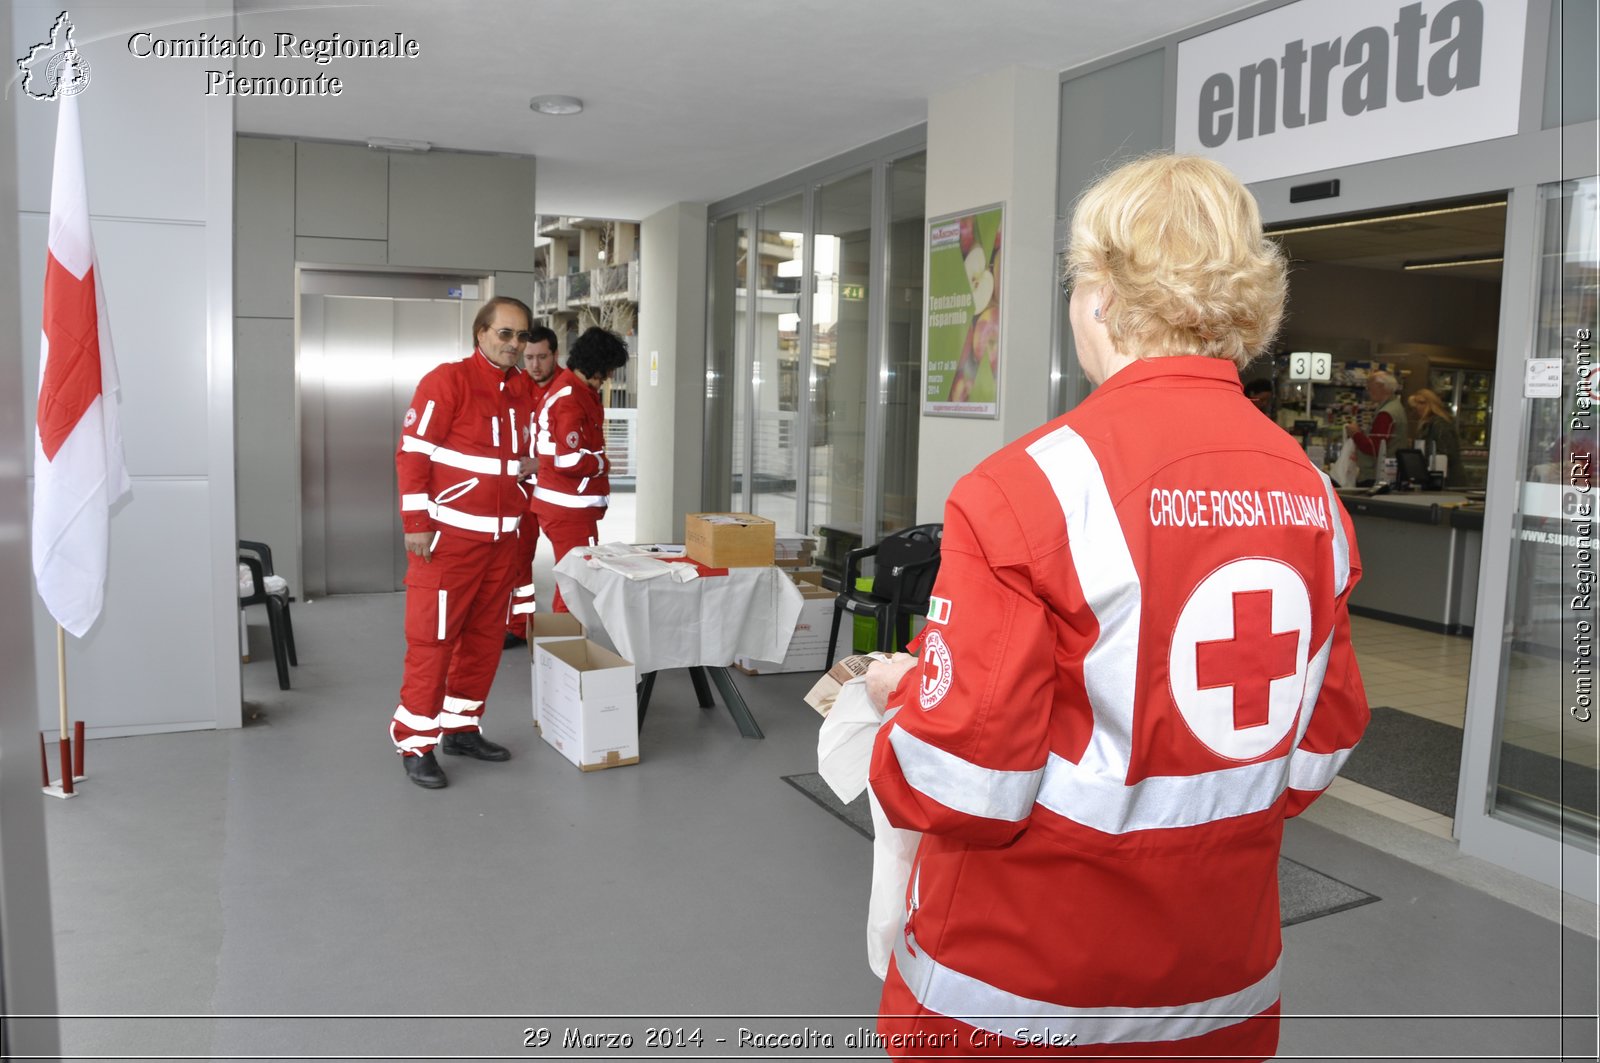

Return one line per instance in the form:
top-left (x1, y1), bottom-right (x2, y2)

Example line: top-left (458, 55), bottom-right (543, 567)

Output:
top-left (32, 91), bottom-right (129, 638)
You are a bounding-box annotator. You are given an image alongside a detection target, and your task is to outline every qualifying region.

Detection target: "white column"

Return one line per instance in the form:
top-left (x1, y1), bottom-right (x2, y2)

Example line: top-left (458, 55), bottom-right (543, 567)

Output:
top-left (635, 202), bottom-right (709, 542)
top-left (15, 0), bottom-right (239, 734)
top-left (916, 66), bottom-right (1059, 523)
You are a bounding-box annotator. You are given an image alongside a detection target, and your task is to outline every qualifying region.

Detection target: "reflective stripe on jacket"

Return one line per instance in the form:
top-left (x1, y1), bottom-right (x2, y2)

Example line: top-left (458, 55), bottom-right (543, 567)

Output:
top-left (869, 356), bottom-right (1370, 1057)
top-left (396, 349), bottom-right (534, 542)
top-left (531, 367), bottom-right (609, 512)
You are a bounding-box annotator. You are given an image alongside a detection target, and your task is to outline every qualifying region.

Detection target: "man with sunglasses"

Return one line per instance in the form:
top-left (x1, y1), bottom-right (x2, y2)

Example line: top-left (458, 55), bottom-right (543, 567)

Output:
top-left (389, 296), bottom-right (539, 789)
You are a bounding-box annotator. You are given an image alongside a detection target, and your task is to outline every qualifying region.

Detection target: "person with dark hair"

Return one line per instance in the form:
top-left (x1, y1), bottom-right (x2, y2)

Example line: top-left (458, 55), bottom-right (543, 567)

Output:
top-left (390, 296), bottom-right (538, 788)
top-left (530, 326), bottom-right (630, 610)
top-left (504, 324), bottom-right (562, 648)
top-left (1243, 377), bottom-right (1275, 416)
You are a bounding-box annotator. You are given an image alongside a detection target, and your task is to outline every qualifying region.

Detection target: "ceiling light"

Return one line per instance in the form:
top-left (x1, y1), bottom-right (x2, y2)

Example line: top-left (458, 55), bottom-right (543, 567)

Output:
top-left (366, 137), bottom-right (431, 153)
top-left (1269, 201), bottom-right (1507, 238)
top-left (1402, 255), bottom-right (1504, 271)
top-left (530, 94), bottom-right (584, 116)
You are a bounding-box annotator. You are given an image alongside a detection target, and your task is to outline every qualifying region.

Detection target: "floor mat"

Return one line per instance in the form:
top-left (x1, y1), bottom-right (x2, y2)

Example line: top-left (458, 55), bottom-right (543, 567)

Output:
top-left (1339, 707), bottom-right (1464, 816)
top-left (1340, 706), bottom-right (1598, 819)
top-left (783, 772), bottom-right (1379, 927)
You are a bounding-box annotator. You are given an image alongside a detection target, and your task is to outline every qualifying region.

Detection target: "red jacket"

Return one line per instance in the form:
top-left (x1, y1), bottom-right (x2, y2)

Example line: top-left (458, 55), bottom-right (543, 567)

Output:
top-left (531, 367), bottom-right (609, 514)
top-left (870, 356), bottom-right (1369, 1059)
top-left (397, 349), bottom-right (534, 542)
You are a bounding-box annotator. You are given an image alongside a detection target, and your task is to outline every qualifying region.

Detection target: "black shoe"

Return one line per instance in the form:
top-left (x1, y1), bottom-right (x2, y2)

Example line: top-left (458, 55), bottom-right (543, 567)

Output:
top-left (439, 732), bottom-right (511, 761)
top-left (403, 751), bottom-right (448, 789)
top-left (503, 632), bottom-right (527, 650)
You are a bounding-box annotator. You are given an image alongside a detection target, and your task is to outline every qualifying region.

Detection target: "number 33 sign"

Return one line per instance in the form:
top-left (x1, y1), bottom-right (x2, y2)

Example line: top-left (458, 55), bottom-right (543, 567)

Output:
top-left (1287, 352), bottom-right (1332, 382)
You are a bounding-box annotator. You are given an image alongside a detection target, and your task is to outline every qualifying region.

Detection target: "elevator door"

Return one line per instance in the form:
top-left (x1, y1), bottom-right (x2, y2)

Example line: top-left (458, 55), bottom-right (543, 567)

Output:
top-left (300, 288), bottom-right (473, 595)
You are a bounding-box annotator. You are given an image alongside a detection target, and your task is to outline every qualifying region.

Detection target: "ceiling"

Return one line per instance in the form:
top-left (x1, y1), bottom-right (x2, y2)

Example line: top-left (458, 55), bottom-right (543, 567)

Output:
top-left (231, 0), bottom-right (1258, 220)
top-left (1270, 201), bottom-right (1509, 283)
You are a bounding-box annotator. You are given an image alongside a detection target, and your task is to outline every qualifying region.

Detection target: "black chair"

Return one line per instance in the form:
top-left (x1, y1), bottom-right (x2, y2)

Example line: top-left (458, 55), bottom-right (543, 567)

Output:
top-left (239, 540), bottom-right (298, 690)
top-left (825, 523), bottom-right (943, 663)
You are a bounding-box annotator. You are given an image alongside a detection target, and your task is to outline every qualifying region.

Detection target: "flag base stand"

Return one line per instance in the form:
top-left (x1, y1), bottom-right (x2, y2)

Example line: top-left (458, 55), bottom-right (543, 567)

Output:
top-left (41, 782), bottom-right (78, 799)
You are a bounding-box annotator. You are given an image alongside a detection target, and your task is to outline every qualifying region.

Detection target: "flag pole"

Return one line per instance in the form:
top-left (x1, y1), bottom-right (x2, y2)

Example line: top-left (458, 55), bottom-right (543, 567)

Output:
top-left (56, 623), bottom-right (67, 741)
top-left (43, 626), bottom-right (76, 798)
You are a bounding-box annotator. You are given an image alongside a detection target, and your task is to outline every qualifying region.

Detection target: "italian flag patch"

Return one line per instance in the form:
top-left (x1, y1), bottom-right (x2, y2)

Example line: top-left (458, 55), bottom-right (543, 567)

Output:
top-left (927, 596), bottom-right (952, 624)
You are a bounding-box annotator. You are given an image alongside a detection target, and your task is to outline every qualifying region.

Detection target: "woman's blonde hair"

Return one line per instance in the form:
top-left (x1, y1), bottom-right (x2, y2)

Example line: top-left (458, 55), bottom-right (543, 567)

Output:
top-left (1407, 387), bottom-right (1452, 424)
top-left (1065, 153), bottom-right (1287, 368)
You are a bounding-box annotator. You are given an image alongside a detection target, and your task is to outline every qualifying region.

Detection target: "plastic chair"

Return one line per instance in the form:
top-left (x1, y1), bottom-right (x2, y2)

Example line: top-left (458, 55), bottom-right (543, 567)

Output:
top-left (239, 540), bottom-right (297, 690)
top-left (825, 523), bottom-right (942, 663)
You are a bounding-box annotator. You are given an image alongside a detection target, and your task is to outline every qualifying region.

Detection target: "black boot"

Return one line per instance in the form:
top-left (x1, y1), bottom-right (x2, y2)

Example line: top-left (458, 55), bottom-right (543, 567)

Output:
top-left (439, 731), bottom-right (511, 761)
top-left (403, 751), bottom-right (448, 789)
top-left (503, 632), bottom-right (526, 650)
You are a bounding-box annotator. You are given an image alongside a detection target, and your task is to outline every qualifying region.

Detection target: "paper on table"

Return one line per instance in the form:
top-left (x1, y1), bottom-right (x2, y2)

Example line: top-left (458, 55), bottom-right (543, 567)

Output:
top-left (592, 555), bottom-right (679, 581)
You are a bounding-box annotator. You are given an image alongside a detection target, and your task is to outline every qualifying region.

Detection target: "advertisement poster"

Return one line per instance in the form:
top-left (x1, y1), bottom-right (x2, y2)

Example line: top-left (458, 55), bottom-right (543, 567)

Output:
top-left (924, 205), bottom-right (1003, 417)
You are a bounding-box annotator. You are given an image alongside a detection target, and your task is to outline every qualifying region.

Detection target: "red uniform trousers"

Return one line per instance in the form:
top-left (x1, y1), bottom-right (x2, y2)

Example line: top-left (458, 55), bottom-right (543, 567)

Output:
top-left (390, 531), bottom-right (522, 757)
top-left (505, 511), bottom-right (541, 638)
top-left (536, 507), bottom-right (604, 612)
top-left (877, 969), bottom-right (1277, 1062)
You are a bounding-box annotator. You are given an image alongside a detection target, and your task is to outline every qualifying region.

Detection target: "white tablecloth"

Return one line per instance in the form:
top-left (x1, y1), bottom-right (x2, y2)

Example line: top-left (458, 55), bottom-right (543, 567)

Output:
top-left (553, 553), bottom-right (805, 674)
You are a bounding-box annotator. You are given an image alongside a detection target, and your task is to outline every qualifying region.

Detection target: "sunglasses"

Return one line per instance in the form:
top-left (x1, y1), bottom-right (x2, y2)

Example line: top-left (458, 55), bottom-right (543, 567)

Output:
top-left (490, 328), bottom-right (535, 344)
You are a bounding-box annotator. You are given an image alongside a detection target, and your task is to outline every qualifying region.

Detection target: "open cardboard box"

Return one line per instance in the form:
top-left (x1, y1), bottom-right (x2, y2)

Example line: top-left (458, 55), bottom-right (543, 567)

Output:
top-left (528, 612), bottom-right (585, 731)
top-left (535, 638), bottom-right (638, 771)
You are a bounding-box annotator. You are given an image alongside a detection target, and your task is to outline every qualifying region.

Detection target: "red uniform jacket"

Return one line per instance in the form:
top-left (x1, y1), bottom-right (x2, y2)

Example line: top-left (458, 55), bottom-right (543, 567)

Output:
top-left (531, 367), bottom-right (609, 514)
top-left (397, 349), bottom-right (534, 542)
top-left (870, 356), bottom-right (1369, 1060)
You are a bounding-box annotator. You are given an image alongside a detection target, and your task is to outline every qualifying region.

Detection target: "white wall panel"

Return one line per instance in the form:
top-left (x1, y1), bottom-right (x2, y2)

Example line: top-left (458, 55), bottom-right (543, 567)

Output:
top-left (295, 142), bottom-right (388, 240)
top-left (12, 1), bottom-right (218, 221)
top-left (234, 317), bottom-right (299, 589)
top-left (236, 137), bottom-right (295, 319)
top-left (32, 479), bottom-right (221, 734)
top-left (18, 214), bottom-right (211, 478)
top-left (388, 153), bottom-right (536, 272)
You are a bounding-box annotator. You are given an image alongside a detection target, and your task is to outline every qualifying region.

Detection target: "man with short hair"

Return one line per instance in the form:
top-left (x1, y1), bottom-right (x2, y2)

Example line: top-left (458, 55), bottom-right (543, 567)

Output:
top-left (389, 296), bottom-right (537, 789)
top-left (1349, 370), bottom-right (1408, 484)
top-left (505, 325), bottom-right (561, 648)
top-left (530, 326), bottom-right (631, 611)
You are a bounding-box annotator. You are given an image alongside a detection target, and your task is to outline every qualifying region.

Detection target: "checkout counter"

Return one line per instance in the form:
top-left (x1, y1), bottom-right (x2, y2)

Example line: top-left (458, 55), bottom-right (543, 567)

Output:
top-left (1336, 488), bottom-right (1483, 634)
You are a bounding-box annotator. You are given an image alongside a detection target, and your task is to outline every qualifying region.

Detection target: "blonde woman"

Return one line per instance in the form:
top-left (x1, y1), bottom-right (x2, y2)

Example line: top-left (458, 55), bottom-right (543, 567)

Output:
top-left (1408, 387), bottom-right (1466, 487)
top-left (864, 155), bottom-right (1369, 1061)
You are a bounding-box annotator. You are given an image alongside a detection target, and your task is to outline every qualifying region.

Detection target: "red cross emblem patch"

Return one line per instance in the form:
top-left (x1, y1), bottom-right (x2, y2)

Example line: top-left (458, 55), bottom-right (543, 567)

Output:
top-left (1168, 558), bottom-right (1311, 760)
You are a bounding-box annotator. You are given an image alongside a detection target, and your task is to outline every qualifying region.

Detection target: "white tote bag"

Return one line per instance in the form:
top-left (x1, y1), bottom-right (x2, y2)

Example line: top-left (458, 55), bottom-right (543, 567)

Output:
top-left (1329, 436), bottom-right (1359, 488)
top-left (866, 782), bottom-right (920, 979)
top-left (814, 676), bottom-right (923, 979)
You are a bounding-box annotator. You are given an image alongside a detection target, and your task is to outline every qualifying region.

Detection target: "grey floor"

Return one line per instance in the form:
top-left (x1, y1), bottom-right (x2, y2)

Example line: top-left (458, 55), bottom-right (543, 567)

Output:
top-left (37, 586), bottom-right (1600, 1061)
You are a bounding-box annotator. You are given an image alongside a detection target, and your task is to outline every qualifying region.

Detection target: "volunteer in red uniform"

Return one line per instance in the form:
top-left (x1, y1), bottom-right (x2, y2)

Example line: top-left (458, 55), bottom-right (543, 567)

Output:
top-left (865, 155), bottom-right (1370, 1061)
top-left (530, 326), bottom-right (630, 611)
top-left (389, 297), bottom-right (538, 789)
top-left (504, 325), bottom-right (562, 649)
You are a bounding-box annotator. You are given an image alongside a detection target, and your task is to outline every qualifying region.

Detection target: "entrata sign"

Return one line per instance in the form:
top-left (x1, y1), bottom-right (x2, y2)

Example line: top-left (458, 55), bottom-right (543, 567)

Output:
top-left (1175, 0), bottom-right (1526, 184)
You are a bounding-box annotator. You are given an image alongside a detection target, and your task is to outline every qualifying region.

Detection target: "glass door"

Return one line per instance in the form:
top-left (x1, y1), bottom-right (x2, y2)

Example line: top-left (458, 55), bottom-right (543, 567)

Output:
top-left (1486, 177), bottom-right (1599, 847)
top-left (807, 171), bottom-right (873, 544)
top-left (752, 196), bottom-right (804, 528)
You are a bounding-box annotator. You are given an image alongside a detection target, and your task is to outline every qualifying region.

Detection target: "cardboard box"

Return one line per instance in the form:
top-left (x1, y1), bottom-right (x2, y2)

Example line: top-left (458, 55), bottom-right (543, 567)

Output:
top-left (788, 566), bottom-right (826, 588)
top-left (685, 513), bottom-right (776, 568)
top-left (735, 584), bottom-right (837, 674)
top-left (774, 535), bottom-right (817, 565)
top-left (528, 612), bottom-right (585, 730)
top-left (535, 638), bottom-right (639, 771)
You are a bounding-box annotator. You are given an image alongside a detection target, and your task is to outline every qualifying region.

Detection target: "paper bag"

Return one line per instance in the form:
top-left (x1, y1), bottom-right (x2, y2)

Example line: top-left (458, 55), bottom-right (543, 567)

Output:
top-left (1330, 436), bottom-right (1359, 488)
